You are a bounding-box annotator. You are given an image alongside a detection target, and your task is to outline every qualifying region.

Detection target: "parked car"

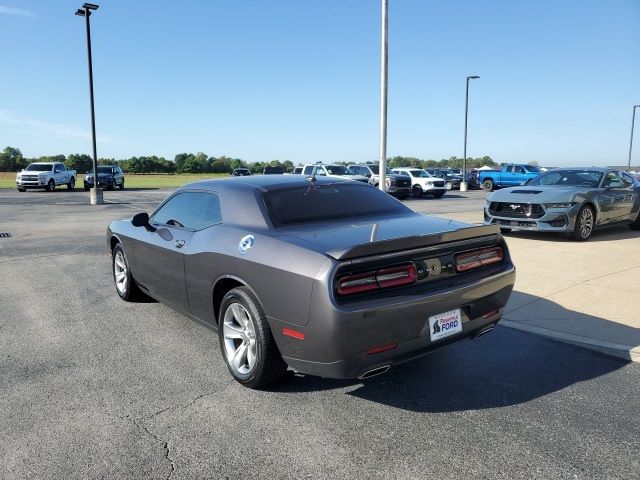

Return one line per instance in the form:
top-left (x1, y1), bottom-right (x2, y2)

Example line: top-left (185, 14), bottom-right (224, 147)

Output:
top-left (348, 164), bottom-right (411, 197)
top-left (263, 166), bottom-right (284, 175)
top-left (478, 164), bottom-right (542, 191)
top-left (302, 164), bottom-right (369, 183)
top-left (84, 165), bottom-right (125, 191)
top-left (425, 169), bottom-right (461, 190)
top-left (391, 168), bottom-right (447, 198)
top-left (16, 162), bottom-right (77, 192)
top-left (108, 176), bottom-right (515, 388)
top-left (484, 168), bottom-right (640, 240)
top-left (231, 168), bottom-right (252, 177)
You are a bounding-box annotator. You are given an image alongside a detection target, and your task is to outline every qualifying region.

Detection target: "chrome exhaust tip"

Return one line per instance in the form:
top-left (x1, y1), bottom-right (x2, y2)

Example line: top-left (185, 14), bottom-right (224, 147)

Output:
top-left (473, 324), bottom-right (495, 339)
top-left (359, 365), bottom-right (390, 379)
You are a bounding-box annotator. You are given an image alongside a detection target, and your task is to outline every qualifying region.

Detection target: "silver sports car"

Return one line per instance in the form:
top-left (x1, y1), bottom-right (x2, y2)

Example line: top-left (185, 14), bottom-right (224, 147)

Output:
top-left (484, 167), bottom-right (640, 240)
top-left (108, 176), bottom-right (515, 388)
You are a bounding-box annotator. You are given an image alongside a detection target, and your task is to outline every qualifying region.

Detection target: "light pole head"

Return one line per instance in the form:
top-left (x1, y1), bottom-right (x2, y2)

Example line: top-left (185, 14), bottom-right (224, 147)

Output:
top-left (75, 9), bottom-right (86, 16)
top-left (468, 75), bottom-right (480, 80)
top-left (83, 3), bottom-right (99, 10)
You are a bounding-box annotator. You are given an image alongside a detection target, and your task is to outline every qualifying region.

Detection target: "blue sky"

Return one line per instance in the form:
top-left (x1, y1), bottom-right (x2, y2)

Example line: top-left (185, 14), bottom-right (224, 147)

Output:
top-left (0, 0), bottom-right (638, 166)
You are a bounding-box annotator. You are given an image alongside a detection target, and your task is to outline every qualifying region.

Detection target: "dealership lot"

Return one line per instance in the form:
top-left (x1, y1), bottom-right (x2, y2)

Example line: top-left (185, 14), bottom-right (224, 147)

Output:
top-left (1, 188), bottom-right (639, 479)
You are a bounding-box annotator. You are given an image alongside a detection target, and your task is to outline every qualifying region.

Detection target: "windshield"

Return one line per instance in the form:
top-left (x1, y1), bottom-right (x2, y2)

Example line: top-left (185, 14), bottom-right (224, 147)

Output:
top-left (409, 170), bottom-right (430, 178)
top-left (97, 166), bottom-right (114, 174)
top-left (368, 166), bottom-right (393, 175)
top-left (325, 165), bottom-right (351, 175)
top-left (25, 164), bottom-right (52, 171)
top-left (263, 184), bottom-right (410, 227)
top-left (524, 165), bottom-right (541, 173)
top-left (528, 170), bottom-right (603, 187)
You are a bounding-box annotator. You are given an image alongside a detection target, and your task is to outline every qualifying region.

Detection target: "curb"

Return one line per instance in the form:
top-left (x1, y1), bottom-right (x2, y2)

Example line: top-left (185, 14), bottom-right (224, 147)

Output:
top-left (500, 319), bottom-right (640, 363)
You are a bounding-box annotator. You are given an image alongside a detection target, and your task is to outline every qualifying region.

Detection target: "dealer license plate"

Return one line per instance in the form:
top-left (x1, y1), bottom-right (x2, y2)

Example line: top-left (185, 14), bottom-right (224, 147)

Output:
top-left (428, 308), bottom-right (462, 342)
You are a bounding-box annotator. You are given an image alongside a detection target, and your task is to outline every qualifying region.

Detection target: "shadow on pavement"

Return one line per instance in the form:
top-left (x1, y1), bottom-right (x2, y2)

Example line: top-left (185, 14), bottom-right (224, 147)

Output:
top-left (503, 226), bottom-right (640, 243)
top-left (271, 295), bottom-right (630, 412)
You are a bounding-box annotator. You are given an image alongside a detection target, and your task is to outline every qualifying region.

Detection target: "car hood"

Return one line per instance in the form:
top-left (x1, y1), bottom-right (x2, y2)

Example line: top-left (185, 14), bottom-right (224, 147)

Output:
top-left (488, 186), bottom-right (592, 203)
top-left (278, 214), bottom-right (498, 260)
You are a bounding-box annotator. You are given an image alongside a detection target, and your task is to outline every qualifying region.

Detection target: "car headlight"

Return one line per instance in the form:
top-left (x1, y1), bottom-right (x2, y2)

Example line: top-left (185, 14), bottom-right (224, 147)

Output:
top-left (544, 202), bottom-right (576, 208)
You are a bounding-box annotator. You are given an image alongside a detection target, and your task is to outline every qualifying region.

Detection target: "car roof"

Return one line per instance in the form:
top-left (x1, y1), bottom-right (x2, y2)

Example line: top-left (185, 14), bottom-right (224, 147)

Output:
top-left (545, 167), bottom-right (612, 172)
top-left (181, 174), bottom-right (354, 193)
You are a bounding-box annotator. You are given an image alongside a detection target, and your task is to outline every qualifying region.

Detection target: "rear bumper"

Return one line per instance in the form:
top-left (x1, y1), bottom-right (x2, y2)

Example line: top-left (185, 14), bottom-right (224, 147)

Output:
top-left (273, 266), bottom-right (515, 379)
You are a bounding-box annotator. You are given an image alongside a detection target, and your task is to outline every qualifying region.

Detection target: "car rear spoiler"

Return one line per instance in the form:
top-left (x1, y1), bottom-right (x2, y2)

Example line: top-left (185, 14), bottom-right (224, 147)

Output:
top-left (325, 224), bottom-right (500, 261)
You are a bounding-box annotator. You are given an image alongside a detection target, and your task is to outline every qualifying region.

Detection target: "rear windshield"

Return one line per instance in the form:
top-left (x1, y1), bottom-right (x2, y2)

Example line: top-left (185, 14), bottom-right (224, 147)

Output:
top-left (263, 183), bottom-right (410, 227)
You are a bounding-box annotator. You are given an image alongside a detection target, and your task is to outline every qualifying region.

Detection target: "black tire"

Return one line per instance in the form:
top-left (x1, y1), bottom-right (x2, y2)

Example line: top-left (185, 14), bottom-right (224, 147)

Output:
top-left (500, 227), bottom-right (512, 234)
top-left (67, 178), bottom-right (75, 190)
top-left (218, 287), bottom-right (288, 389)
top-left (112, 243), bottom-right (144, 301)
top-left (445, 181), bottom-right (453, 190)
top-left (482, 179), bottom-right (494, 191)
top-left (108, 179), bottom-right (116, 191)
top-left (84, 186), bottom-right (90, 192)
top-left (47, 179), bottom-right (55, 192)
top-left (434, 191), bottom-right (445, 198)
top-left (17, 187), bottom-right (26, 192)
top-left (629, 212), bottom-right (640, 230)
top-left (119, 179), bottom-right (125, 190)
top-left (412, 185), bottom-right (423, 198)
top-left (570, 205), bottom-right (595, 241)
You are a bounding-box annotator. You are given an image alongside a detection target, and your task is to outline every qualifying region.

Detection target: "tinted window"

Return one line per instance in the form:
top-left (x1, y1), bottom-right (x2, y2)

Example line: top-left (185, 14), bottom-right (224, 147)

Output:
top-left (198, 194), bottom-right (222, 229)
top-left (303, 166), bottom-right (314, 175)
top-left (26, 164), bottom-right (52, 171)
top-left (263, 183), bottom-right (411, 227)
top-left (529, 170), bottom-right (603, 187)
top-left (152, 192), bottom-right (204, 230)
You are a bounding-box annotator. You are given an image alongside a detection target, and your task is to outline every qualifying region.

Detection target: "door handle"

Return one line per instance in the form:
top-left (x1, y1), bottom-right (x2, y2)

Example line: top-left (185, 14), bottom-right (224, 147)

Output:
top-left (175, 239), bottom-right (186, 249)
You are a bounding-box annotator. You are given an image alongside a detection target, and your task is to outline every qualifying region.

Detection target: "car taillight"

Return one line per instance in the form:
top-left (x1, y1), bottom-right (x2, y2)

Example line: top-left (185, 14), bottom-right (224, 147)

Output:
top-left (455, 246), bottom-right (503, 272)
top-left (336, 263), bottom-right (417, 295)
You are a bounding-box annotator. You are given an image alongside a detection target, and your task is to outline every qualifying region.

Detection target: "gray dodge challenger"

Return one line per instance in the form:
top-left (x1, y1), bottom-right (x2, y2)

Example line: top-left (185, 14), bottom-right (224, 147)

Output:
top-left (107, 176), bottom-right (515, 388)
top-left (484, 168), bottom-right (640, 241)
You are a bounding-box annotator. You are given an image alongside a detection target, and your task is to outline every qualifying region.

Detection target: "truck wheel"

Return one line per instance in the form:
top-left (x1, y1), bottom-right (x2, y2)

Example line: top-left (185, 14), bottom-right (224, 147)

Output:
top-left (112, 243), bottom-right (144, 301)
top-left (84, 186), bottom-right (90, 192)
top-left (47, 179), bottom-right (55, 192)
top-left (570, 205), bottom-right (595, 241)
top-left (17, 187), bottom-right (26, 192)
top-left (67, 178), bottom-right (75, 190)
top-left (218, 287), bottom-right (288, 388)
top-left (482, 179), bottom-right (494, 191)
top-left (119, 179), bottom-right (125, 190)
top-left (412, 185), bottom-right (423, 198)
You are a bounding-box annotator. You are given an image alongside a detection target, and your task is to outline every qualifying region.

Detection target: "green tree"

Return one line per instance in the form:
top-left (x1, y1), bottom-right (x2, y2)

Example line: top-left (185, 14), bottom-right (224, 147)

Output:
top-left (66, 153), bottom-right (93, 173)
top-left (0, 146), bottom-right (25, 171)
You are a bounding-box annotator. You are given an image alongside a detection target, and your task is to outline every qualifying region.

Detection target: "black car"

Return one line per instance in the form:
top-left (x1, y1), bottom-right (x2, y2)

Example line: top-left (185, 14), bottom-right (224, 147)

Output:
top-left (84, 165), bottom-right (125, 191)
top-left (231, 168), bottom-right (252, 177)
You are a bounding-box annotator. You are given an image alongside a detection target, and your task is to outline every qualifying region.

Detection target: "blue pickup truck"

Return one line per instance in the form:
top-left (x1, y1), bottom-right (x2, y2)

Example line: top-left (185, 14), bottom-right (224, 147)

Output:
top-left (478, 164), bottom-right (542, 191)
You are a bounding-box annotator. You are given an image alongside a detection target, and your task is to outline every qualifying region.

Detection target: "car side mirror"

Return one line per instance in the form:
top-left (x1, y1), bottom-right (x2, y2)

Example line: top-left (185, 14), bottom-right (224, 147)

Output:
top-left (132, 212), bottom-right (150, 227)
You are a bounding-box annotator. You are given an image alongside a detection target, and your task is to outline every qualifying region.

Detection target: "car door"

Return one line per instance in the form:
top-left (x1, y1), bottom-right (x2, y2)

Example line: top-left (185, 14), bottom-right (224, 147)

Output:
top-left (53, 164), bottom-right (65, 184)
top-left (598, 171), bottom-right (634, 223)
top-left (132, 191), bottom-right (206, 312)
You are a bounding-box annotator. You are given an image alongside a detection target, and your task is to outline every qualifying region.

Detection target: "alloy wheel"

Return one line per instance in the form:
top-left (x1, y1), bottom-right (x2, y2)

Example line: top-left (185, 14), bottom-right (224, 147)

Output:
top-left (577, 207), bottom-right (594, 239)
top-left (222, 303), bottom-right (257, 375)
top-left (113, 250), bottom-right (128, 295)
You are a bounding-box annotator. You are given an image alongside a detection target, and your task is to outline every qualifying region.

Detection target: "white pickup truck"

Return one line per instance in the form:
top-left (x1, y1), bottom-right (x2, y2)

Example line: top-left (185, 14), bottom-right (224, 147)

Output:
top-left (16, 162), bottom-right (77, 192)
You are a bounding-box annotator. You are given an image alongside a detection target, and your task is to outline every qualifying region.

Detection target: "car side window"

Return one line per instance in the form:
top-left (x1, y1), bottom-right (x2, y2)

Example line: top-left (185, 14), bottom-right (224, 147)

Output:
top-left (54, 164), bottom-right (62, 173)
top-left (314, 166), bottom-right (326, 176)
top-left (603, 172), bottom-right (625, 188)
top-left (515, 166), bottom-right (525, 173)
top-left (506, 166), bottom-right (515, 173)
top-left (151, 192), bottom-right (205, 230)
top-left (303, 166), bottom-right (313, 175)
top-left (198, 193), bottom-right (222, 229)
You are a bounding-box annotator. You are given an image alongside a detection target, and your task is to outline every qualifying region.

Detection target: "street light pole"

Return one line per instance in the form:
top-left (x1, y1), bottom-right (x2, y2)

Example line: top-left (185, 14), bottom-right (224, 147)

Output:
top-left (461, 75), bottom-right (479, 192)
top-left (628, 105), bottom-right (639, 172)
top-left (378, 0), bottom-right (388, 192)
top-left (75, 3), bottom-right (103, 205)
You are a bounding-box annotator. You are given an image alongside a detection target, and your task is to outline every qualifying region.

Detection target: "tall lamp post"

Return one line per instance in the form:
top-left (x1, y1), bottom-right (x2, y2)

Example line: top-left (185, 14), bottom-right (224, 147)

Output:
top-left (461, 75), bottom-right (480, 192)
top-left (628, 105), bottom-right (640, 172)
top-left (378, 0), bottom-right (388, 192)
top-left (75, 3), bottom-right (103, 205)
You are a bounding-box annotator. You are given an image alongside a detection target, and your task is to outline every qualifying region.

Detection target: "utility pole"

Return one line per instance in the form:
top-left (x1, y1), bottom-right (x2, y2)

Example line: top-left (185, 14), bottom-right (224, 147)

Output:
top-left (461, 75), bottom-right (479, 192)
top-left (378, 0), bottom-right (388, 192)
top-left (628, 105), bottom-right (639, 172)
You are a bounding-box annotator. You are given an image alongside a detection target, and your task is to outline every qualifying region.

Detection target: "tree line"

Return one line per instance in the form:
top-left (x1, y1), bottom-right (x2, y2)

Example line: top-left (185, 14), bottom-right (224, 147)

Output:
top-left (0, 146), bottom-right (499, 174)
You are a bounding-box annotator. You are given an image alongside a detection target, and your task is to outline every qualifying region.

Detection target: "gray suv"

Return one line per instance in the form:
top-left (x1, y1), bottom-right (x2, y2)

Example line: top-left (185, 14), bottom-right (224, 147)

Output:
top-left (348, 164), bottom-right (412, 198)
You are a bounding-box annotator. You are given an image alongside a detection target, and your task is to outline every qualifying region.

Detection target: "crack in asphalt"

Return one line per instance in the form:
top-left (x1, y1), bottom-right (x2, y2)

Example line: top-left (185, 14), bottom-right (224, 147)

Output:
top-left (149, 380), bottom-right (234, 418)
top-left (99, 412), bottom-right (176, 480)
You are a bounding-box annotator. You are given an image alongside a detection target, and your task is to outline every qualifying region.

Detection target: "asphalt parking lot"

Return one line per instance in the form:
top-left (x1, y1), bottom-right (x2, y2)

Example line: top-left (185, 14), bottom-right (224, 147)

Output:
top-left (1, 188), bottom-right (639, 479)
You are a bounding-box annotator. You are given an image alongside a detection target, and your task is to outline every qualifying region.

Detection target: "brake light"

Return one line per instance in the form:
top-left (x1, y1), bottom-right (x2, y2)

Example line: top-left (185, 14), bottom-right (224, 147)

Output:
top-left (455, 246), bottom-right (503, 272)
top-left (336, 263), bottom-right (417, 295)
